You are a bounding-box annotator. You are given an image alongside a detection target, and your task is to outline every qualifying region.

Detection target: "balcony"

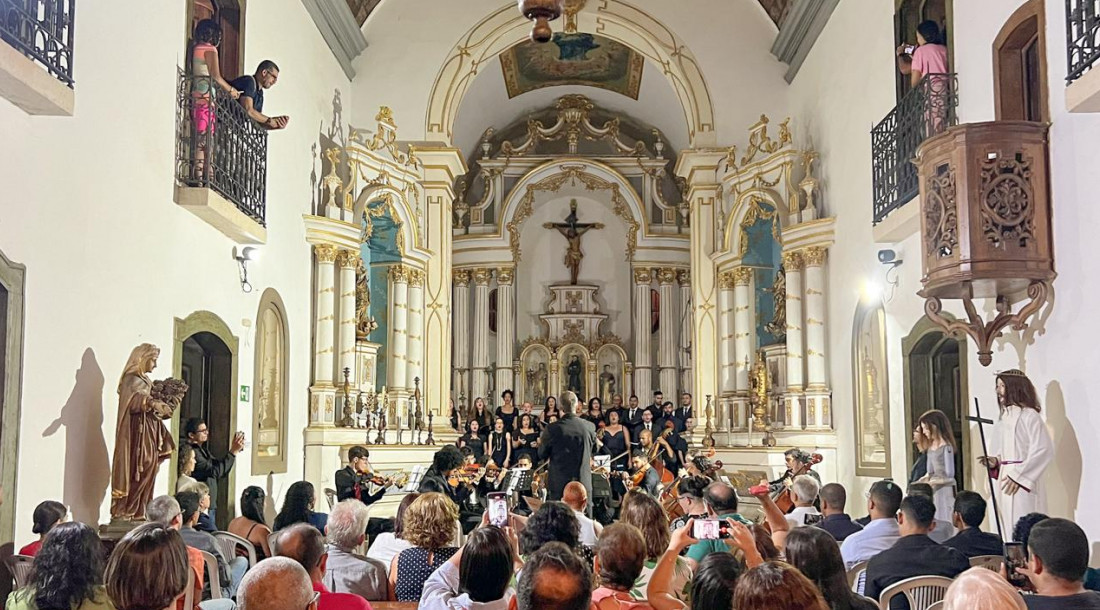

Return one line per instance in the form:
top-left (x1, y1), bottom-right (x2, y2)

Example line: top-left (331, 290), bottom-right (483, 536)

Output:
top-left (0, 0), bottom-right (75, 115)
top-left (174, 69), bottom-right (268, 244)
top-left (870, 73), bottom-right (958, 226)
top-left (1066, 0), bottom-right (1100, 111)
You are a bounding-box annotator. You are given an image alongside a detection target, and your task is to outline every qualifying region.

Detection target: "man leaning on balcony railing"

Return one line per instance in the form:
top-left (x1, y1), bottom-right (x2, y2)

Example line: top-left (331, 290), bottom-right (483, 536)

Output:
top-left (896, 20), bottom-right (949, 88)
top-left (230, 61), bottom-right (290, 131)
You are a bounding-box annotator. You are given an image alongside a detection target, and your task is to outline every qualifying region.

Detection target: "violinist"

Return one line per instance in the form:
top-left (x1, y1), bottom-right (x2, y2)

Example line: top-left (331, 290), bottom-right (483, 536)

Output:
top-left (626, 451), bottom-right (661, 497)
top-left (335, 446), bottom-right (387, 506)
top-left (418, 445), bottom-right (478, 533)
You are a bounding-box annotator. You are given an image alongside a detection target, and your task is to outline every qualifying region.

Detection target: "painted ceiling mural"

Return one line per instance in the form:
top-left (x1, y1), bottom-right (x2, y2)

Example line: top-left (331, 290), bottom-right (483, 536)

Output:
top-left (757, 0), bottom-right (791, 26)
top-left (500, 32), bottom-right (645, 99)
top-left (345, 0), bottom-right (382, 26)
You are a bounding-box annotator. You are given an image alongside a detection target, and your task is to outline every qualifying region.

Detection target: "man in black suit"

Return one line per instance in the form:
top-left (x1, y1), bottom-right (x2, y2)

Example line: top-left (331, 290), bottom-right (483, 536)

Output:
top-left (537, 390), bottom-right (597, 512)
top-left (634, 409), bottom-right (658, 446)
top-left (941, 491), bottom-right (1003, 558)
top-left (674, 392), bottom-right (694, 421)
top-left (864, 494), bottom-right (970, 609)
top-left (623, 395), bottom-right (644, 435)
top-left (647, 390), bottom-right (664, 419)
top-left (816, 483), bottom-right (863, 542)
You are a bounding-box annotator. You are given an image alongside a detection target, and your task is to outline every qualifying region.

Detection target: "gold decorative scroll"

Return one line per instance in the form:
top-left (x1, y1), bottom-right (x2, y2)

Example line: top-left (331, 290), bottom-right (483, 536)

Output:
top-left (453, 269), bottom-right (472, 286)
top-left (314, 244), bottom-right (338, 264)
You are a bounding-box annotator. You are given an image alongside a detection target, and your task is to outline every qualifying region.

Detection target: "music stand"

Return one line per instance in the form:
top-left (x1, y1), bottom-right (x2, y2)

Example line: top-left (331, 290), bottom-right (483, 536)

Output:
top-left (403, 465), bottom-right (427, 493)
top-left (504, 468), bottom-right (533, 496)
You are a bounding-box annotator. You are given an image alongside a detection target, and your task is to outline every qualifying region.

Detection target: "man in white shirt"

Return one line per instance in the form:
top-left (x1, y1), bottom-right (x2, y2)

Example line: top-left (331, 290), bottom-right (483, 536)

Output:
top-left (841, 479), bottom-right (903, 570)
top-left (563, 481), bottom-right (602, 546)
top-left (785, 475), bottom-right (823, 529)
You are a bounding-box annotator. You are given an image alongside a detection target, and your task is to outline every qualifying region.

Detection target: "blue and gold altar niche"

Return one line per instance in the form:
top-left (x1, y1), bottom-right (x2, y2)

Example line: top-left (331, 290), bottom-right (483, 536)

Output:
top-left (739, 198), bottom-right (785, 348)
top-left (500, 32), bottom-right (644, 99)
top-left (360, 197), bottom-right (401, 385)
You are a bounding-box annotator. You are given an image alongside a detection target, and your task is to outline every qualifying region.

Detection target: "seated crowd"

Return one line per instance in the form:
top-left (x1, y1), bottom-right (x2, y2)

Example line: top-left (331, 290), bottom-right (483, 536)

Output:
top-left (6, 461), bottom-right (1100, 610)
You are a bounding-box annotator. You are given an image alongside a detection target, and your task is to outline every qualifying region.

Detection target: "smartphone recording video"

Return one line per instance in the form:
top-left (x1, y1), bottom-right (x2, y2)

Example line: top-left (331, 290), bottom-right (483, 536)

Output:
top-left (1004, 542), bottom-right (1028, 588)
top-left (692, 519), bottom-right (730, 540)
top-left (488, 493), bottom-right (508, 528)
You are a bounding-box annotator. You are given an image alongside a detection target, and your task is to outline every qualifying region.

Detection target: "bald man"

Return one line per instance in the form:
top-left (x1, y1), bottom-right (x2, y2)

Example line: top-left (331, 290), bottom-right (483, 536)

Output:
top-left (511, 541), bottom-right (592, 610)
top-left (562, 482), bottom-right (601, 546)
top-left (237, 557), bottom-right (317, 610)
top-left (276, 523), bottom-right (370, 610)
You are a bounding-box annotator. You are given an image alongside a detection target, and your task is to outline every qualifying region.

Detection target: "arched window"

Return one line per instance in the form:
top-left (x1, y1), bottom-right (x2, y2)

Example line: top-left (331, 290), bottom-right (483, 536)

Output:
top-left (994, 0), bottom-right (1047, 122)
top-left (254, 289), bottom-right (289, 474)
top-left (853, 299), bottom-right (891, 477)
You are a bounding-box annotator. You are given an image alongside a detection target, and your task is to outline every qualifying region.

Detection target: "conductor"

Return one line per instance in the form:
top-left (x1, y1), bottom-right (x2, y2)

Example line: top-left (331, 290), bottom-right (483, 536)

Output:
top-left (537, 390), bottom-right (597, 512)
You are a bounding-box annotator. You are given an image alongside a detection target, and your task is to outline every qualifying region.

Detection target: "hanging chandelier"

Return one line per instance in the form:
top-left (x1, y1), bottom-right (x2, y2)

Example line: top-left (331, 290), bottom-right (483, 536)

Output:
top-left (518, 0), bottom-right (565, 43)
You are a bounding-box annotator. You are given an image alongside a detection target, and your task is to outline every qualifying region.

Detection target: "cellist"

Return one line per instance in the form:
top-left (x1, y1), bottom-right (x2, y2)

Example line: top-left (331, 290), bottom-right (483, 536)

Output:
top-left (767, 448), bottom-right (822, 513)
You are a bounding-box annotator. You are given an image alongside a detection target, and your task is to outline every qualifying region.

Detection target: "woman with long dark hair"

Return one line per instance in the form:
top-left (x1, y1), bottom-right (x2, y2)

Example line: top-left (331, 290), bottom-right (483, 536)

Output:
top-left (468, 397), bottom-right (493, 434)
top-left (273, 481), bottom-right (328, 533)
top-left (542, 395), bottom-right (561, 425)
top-left (228, 485), bottom-right (272, 559)
top-left (7, 522), bottom-right (112, 610)
top-left (917, 409), bottom-right (957, 523)
top-left (785, 527), bottom-right (877, 610)
top-left (420, 524), bottom-right (518, 608)
top-left (512, 413), bottom-right (540, 464)
top-left (105, 523), bottom-right (189, 610)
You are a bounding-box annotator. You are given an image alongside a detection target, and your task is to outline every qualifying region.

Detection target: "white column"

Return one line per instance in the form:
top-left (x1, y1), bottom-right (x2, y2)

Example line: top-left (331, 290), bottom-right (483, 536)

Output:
top-left (717, 271), bottom-right (735, 431)
top-left (783, 251), bottom-right (805, 429)
top-left (406, 269), bottom-right (425, 394)
top-left (657, 268), bottom-right (679, 396)
top-left (311, 244), bottom-right (338, 426)
top-left (387, 264), bottom-right (409, 391)
top-left (471, 268), bottom-right (493, 403)
top-left (677, 270), bottom-right (693, 397)
top-left (632, 267), bottom-right (653, 398)
top-left (495, 267), bottom-right (516, 395)
top-left (732, 266), bottom-right (754, 431)
top-left (803, 246), bottom-right (830, 428)
top-left (336, 250), bottom-right (359, 388)
top-left (452, 270), bottom-right (472, 405)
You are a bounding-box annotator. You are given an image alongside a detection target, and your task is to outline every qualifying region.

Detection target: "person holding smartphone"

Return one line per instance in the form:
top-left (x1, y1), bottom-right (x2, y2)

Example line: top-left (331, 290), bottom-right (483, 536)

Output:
top-left (1006, 518), bottom-right (1100, 609)
top-left (183, 417), bottom-right (244, 525)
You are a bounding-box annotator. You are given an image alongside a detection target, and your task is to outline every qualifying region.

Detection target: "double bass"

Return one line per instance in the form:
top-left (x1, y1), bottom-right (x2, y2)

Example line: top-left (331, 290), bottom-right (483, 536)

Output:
top-left (771, 452), bottom-right (824, 514)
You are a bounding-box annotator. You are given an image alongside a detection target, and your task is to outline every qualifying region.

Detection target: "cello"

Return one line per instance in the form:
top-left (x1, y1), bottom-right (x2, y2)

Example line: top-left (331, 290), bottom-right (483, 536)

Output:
top-left (771, 451), bottom-right (823, 514)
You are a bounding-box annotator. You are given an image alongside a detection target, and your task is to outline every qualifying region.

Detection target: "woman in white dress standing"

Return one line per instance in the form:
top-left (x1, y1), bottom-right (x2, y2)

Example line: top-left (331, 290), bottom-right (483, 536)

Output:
top-left (978, 370), bottom-right (1054, 536)
top-left (918, 409), bottom-right (957, 523)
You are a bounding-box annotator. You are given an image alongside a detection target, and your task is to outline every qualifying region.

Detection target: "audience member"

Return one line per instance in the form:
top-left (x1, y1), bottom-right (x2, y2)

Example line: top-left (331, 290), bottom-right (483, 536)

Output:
top-left (785, 475), bottom-right (823, 528)
top-left (274, 481), bottom-right (328, 534)
top-left (1013, 512), bottom-right (1049, 546)
top-left (562, 482), bottom-right (602, 546)
top-left (421, 525), bottom-right (519, 610)
top-left (146, 495), bottom-right (207, 610)
top-left (519, 501), bottom-right (581, 559)
top-left (6, 522), bottom-right (112, 610)
top-left (683, 482), bottom-right (750, 566)
top-left (943, 567), bottom-right (1026, 610)
top-left (276, 523), bottom-right (370, 610)
top-left (230, 60), bottom-right (290, 130)
top-left (649, 518), bottom-right (759, 610)
top-left (785, 527), bottom-right (877, 610)
top-left (184, 418), bottom-right (244, 525)
top-left (592, 523), bottom-right (652, 609)
top-left (511, 541), bottom-right (592, 610)
top-left (178, 444), bottom-right (198, 491)
top-left (228, 486), bottom-right (272, 560)
top-left (907, 483), bottom-right (955, 543)
top-left (389, 492), bottom-right (460, 602)
top-left (909, 425), bottom-right (929, 484)
top-left (817, 483), bottom-right (863, 542)
top-left (18, 500), bottom-right (66, 556)
top-left (323, 500), bottom-right (387, 601)
top-left (105, 523), bottom-right (190, 610)
top-left (734, 561), bottom-right (829, 610)
top-left (179, 481), bottom-right (216, 533)
top-left (942, 491), bottom-right (1002, 558)
top-left (668, 476), bottom-right (709, 532)
top-left (366, 493), bottom-right (417, 567)
top-left (840, 479), bottom-right (902, 569)
top-left (177, 491), bottom-right (247, 598)
top-left (237, 556), bottom-right (319, 610)
top-left (619, 493), bottom-right (690, 603)
top-left (864, 495), bottom-right (969, 609)
top-left (1017, 518), bottom-right (1100, 609)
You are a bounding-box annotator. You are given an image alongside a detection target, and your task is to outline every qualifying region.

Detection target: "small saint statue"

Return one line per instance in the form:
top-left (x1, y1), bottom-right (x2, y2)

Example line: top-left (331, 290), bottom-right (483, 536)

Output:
top-left (543, 199), bottom-right (604, 285)
top-left (566, 355), bottom-right (584, 394)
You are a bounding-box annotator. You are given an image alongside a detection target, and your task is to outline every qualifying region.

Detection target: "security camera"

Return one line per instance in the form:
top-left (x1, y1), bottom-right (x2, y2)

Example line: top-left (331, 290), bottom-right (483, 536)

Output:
top-left (877, 249), bottom-right (897, 264)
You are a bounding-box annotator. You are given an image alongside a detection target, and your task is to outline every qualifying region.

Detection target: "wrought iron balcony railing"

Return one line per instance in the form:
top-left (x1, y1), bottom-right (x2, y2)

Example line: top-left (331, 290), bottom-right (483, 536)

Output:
top-left (0, 0), bottom-right (75, 86)
top-left (1067, 0), bottom-right (1100, 83)
top-left (870, 73), bottom-right (958, 225)
top-left (175, 69), bottom-right (268, 226)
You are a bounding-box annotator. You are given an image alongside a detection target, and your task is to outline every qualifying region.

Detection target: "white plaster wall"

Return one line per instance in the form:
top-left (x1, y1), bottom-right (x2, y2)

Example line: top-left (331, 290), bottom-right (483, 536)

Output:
top-left (0, 0), bottom-right (350, 539)
top-left (787, 0), bottom-right (1100, 547)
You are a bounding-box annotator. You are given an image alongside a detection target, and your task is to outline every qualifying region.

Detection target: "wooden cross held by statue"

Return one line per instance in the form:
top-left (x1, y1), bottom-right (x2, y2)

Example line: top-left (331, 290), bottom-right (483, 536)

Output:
top-left (967, 397), bottom-right (1005, 541)
top-left (543, 199), bottom-right (604, 285)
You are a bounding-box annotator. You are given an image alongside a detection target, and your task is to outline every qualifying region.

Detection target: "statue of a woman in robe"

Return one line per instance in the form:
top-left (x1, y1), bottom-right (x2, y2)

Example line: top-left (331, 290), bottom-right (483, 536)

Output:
top-left (109, 344), bottom-right (178, 521)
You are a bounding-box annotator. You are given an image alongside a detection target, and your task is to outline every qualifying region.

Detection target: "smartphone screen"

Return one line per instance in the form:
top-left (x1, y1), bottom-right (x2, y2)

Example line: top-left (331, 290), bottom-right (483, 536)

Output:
top-left (488, 493), bottom-right (508, 527)
top-left (1004, 542), bottom-right (1028, 587)
top-left (692, 519), bottom-right (729, 540)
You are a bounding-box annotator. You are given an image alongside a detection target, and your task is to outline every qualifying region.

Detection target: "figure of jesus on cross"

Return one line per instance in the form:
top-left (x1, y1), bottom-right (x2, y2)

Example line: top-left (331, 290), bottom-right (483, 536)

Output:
top-left (543, 199), bottom-right (604, 285)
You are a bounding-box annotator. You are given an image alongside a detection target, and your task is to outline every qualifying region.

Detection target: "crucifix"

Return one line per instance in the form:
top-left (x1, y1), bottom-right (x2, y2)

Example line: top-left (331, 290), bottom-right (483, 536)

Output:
top-left (967, 397), bottom-right (1006, 541)
top-left (543, 199), bottom-right (604, 285)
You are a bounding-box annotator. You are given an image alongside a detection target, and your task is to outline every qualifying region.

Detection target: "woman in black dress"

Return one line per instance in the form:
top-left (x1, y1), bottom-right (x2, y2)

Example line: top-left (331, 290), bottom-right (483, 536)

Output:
top-left (542, 395), bottom-right (561, 425)
top-left (585, 396), bottom-right (606, 426)
top-left (468, 397), bottom-right (494, 433)
top-left (486, 417), bottom-right (512, 468)
top-left (599, 409), bottom-right (631, 469)
top-left (495, 389), bottom-right (518, 433)
top-left (457, 419), bottom-right (486, 464)
top-left (512, 413), bottom-right (541, 464)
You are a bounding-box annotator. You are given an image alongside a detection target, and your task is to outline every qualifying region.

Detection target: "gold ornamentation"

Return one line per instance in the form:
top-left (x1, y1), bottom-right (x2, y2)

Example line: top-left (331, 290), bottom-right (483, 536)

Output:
top-left (499, 94), bottom-right (648, 158)
top-left (314, 244), bottom-right (338, 264)
top-left (750, 351), bottom-right (770, 432)
top-left (924, 163), bottom-right (959, 259)
top-left (718, 271), bottom-right (736, 290)
top-left (454, 269), bottom-right (472, 286)
top-left (802, 246), bottom-right (827, 267)
top-left (980, 150), bottom-right (1036, 249)
top-left (563, 0), bottom-right (586, 33)
top-left (497, 267), bottom-right (515, 285)
top-left (408, 269), bottom-right (425, 286)
top-left (388, 264), bottom-right (410, 283)
top-left (677, 269), bottom-right (691, 286)
top-left (657, 267), bottom-right (678, 284)
top-left (472, 268), bottom-right (493, 285)
top-left (562, 321), bottom-right (585, 344)
top-left (633, 267), bottom-right (653, 284)
top-left (732, 115), bottom-right (793, 169)
top-left (565, 291), bottom-right (582, 310)
top-left (336, 249), bottom-right (359, 269)
top-left (733, 267), bottom-right (753, 286)
top-left (782, 251), bottom-right (804, 271)
top-left (737, 197), bottom-right (782, 258)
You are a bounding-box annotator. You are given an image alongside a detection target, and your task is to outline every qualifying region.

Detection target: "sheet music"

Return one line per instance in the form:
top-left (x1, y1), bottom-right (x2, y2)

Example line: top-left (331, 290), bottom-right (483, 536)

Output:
top-left (403, 465), bottom-right (427, 492)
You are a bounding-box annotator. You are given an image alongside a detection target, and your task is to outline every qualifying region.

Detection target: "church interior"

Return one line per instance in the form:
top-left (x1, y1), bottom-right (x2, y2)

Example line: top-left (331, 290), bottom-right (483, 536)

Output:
top-left (2, 0), bottom-right (1100, 606)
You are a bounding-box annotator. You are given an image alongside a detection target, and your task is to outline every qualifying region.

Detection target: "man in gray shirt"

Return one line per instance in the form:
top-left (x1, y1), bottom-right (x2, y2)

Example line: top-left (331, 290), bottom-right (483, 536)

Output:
top-left (177, 491), bottom-right (247, 598)
top-left (323, 499), bottom-right (388, 601)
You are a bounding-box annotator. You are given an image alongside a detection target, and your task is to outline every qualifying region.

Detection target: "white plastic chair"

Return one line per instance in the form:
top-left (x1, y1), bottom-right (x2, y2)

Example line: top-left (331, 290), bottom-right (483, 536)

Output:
top-left (182, 566), bottom-right (196, 610)
top-left (969, 554), bottom-right (1003, 571)
top-left (877, 575), bottom-right (953, 610)
top-left (200, 550), bottom-right (222, 599)
top-left (3, 555), bottom-right (34, 589)
top-left (926, 602), bottom-right (944, 610)
top-left (847, 560), bottom-right (869, 593)
top-left (324, 488), bottom-right (338, 511)
top-left (215, 530), bottom-right (258, 568)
